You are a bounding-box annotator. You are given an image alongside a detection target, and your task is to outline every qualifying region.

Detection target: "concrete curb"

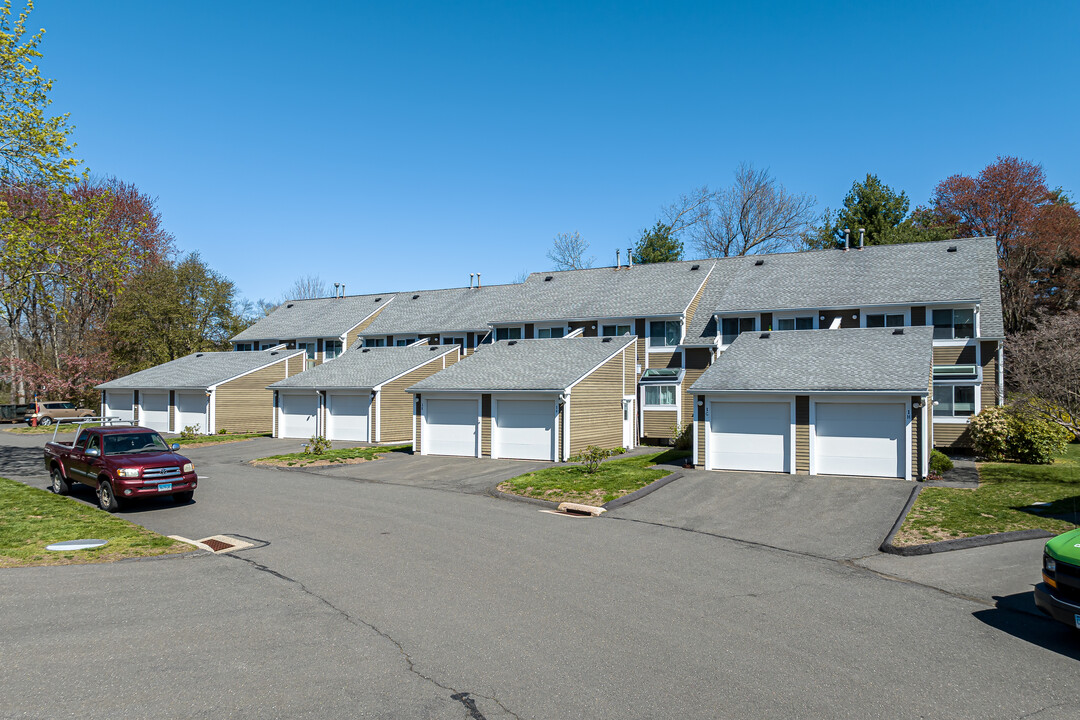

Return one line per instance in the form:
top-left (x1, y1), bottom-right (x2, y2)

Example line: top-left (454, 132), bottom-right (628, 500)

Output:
top-left (603, 470), bottom-right (683, 511)
top-left (488, 486), bottom-right (561, 509)
top-left (879, 485), bottom-right (1055, 555)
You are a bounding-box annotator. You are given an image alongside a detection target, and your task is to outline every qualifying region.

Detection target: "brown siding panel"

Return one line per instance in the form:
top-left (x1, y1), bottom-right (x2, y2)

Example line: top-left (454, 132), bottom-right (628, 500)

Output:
top-left (980, 341), bottom-right (998, 409)
top-left (168, 391), bottom-right (175, 433)
top-left (820, 309), bottom-right (860, 329)
top-left (761, 313), bottom-right (773, 332)
top-left (635, 319), bottom-right (647, 374)
top-left (642, 410), bottom-right (677, 439)
top-left (911, 306), bottom-right (926, 326)
top-left (684, 278), bottom-right (707, 329)
top-left (569, 350), bottom-right (624, 455)
top-left (481, 394), bottom-right (492, 457)
top-left (696, 398), bottom-right (706, 466)
top-left (795, 396), bottom-right (809, 473)
top-left (378, 355), bottom-right (452, 443)
top-left (215, 360), bottom-right (289, 433)
top-left (414, 394), bottom-right (422, 453)
top-left (524, 324), bottom-right (534, 339)
top-left (933, 345), bottom-right (977, 365)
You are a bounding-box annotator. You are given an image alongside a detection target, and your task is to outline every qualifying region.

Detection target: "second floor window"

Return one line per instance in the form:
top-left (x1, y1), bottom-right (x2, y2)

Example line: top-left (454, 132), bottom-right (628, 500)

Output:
top-left (366, 338), bottom-right (385, 348)
top-left (776, 316), bottom-right (813, 331)
top-left (721, 317), bottom-right (755, 346)
top-left (495, 327), bottom-right (522, 341)
top-left (395, 337), bottom-right (416, 346)
top-left (649, 320), bottom-right (680, 347)
top-left (933, 309), bottom-right (975, 340)
top-left (324, 340), bottom-right (342, 359)
top-left (537, 327), bottom-right (564, 338)
top-left (602, 324), bottom-right (631, 337)
top-left (235, 343), bottom-right (253, 352)
top-left (297, 342), bottom-right (316, 360)
top-left (867, 313), bottom-right (905, 328)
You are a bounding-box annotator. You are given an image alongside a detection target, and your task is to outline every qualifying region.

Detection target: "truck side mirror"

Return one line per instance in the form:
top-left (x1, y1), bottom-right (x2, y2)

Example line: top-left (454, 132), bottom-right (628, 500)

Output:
top-left (85, 447), bottom-right (100, 458)
top-left (171, 443), bottom-right (180, 451)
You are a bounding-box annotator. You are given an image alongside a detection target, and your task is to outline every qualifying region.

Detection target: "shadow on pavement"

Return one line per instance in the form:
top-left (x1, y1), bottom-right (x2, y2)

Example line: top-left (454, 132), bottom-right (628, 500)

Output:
top-left (973, 592), bottom-right (1080, 660)
top-left (0, 445), bottom-right (46, 477)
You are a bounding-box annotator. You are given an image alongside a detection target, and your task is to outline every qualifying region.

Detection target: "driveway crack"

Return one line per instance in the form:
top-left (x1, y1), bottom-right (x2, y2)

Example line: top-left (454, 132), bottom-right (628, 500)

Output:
top-left (226, 553), bottom-right (522, 720)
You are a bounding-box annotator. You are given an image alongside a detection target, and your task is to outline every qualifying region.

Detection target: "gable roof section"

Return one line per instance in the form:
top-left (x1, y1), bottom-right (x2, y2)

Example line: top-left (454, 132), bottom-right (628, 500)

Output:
top-left (683, 260), bottom-right (740, 345)
top-left (231, 293), bottom-right (394, 342)
top-left (708, 238), bottom-right (1004, 336)
top-left (269, 345), bottom-right (458, 390)
top-left (407, 336), bottom-right (635, 393)
top-left (358, 284), bottom-right (523, 338)
top-left (690, 326), bottom-right (934, 394)
top-left (487, 260), bottom-right (716, 324)
top-left (97, 349), bottom-right (301, 391)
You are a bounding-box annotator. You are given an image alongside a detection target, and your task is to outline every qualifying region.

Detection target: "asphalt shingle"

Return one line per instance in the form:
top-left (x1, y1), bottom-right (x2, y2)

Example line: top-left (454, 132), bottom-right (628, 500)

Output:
top-left (269, 345), bottom-right (459, 389)
top-left (690, 326), bottom-right (934, 394)
top-left (407, 337), bottom-right (636, 392)
top-left (97, 349), bottom-right (302, 390)
top-left (231, 293), bottom-right (394, 342)
top-left (359, 284), bottom-right (524, 337)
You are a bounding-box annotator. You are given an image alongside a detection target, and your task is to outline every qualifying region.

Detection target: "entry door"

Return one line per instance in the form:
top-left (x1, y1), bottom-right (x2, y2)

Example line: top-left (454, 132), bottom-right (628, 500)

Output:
top-left (140, 391), bottom-right (170, 433)
top-left (622, 399), bottom-right (634, 449)
top-left (425, 399), bottom-right (478, 457)
top-left (814, 402), bottom-right (905, 478)
top-left (327, 393), bottom-right (370, 442)
top-left (494, 399), bottom-right (555, 460)
top-left (280, 393), bottom-right (318, 438)
top-left (175, 392), bottom-right (207, 434)
top-left (709, 401), bottom-right (789, 472)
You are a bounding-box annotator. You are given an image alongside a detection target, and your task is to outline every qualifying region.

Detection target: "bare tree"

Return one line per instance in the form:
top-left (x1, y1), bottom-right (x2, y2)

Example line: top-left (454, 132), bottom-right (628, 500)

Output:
top-left (546, 231), bottom-right (594, 270)
top-left (1006, 312), bottom-right (1080, 439)
top-left (512, 268), bottom-right (530, 284)
top-left (284, 274), bottom-right (329, 300)
top-left (665, 164), bottom-right (818, 257)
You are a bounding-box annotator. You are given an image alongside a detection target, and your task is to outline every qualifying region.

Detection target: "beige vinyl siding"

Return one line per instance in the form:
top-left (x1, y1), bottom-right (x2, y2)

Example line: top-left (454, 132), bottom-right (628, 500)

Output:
top-left (911, 396), bottom-right (921, 479)
top-left (683, 277), bottom-right (708, 329)
top-left (569, 349), bottom-right (624, 455)
top-left (345, 304), bottom-right (389, 349)
top-left (642, 410), bottom-right (675, 440)
top-left (215, 359), bottom-right (290, 433)
top-left (795, 396), bottom-right (810, 473)
top-left (933, 422), bottom-right (971, 448)
top-left (681, 348), bottom-right (711, 434)
top-left (933, 345), bottom-right (977, 365)
top-left (980, 341), bottom-right (998, 408)
top-left (635, 319), bottom-right (646, 374)
top-left (696, 398), bottom-right (706, 466)
top-left (624, 340), bottom-right (637, 393)
top-left (649, 350), bottom-right (681, 370)
top-left (481, 395), bottom-right (492, 457)
top-left (286, 356), bottom-right (305, 376)
top-left (378, 355), bottom-right (452, 442)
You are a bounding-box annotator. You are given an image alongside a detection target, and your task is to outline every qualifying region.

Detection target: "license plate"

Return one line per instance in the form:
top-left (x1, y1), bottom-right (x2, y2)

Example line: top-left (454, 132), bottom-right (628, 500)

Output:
top-left (157, 483), bottom-right (172, 492)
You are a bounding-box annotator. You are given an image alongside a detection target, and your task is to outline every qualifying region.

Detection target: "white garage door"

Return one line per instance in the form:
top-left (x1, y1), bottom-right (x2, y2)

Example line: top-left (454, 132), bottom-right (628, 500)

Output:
top-left (280, 393), bottom-right (318, 438)
top-left (425, 399), bottom-right (478, 457)
top-left (709, 401), bottom-right (789, 472)
top-left (815, 402), bottom-right (905, 478)
top-left (175, 392), bottom-right (208, 435)
top-left (495, 399), bottom-right (555, 461)
top-left (327, 392), bottom-right (370, 442)
top-left (140, 391), bottom-right (170, 433)
top-left (105, 391), bottom-right (134, 422)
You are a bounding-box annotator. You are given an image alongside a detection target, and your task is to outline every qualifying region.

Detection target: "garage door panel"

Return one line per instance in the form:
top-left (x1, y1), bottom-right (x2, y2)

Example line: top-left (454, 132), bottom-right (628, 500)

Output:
top-left (426, 399), bottom-right (478, 457)
top-left (328, 393), bottom-right (369, 442)
top-left (815, 403), bottom-right (904, 478)
top-left (709, 401), bottom-right (789, 472)
top-left (175, 392), bottom-right (207, 434)
top-left (496, 399), bottom-right (555, 461)
top-left (141, 392), bottom-right (170, 433)
top-left (106, 391), bottom-right (134, 422)
top-left (280, 394), bottom-right (318, 438)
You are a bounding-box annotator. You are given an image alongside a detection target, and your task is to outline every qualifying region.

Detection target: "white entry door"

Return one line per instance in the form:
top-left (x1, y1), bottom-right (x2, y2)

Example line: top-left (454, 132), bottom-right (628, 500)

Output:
top-left (140, 391), bottom-right (170, 433)
top-left (814, 402), bottom-right (905, 478)
top-left (424, 399), bottom-right (478, 457)
top-left (175, 392), bottom-right (208, 435)
top-left (709, 401), bottom-right (790, 472)
top-left (494, 399), bottom-right (555, 461)
top-left (327, 392), bottom-right (370, 442)
top-left (105, 391), bottom-right (134, 422)
top-left (280, 393), bottom-right (318, 438)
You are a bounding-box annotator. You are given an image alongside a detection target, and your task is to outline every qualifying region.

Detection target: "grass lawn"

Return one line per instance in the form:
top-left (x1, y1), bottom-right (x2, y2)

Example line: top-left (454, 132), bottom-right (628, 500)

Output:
top-left (894, 444), bottom-right (1080, 546)
top-left (498, 449), bottom-right (690, 505)
top-left (0, 476), bottom-right (190, 567)
top-left (175, 432), bottom-right (270, 446)
top-left (252, 444), bottom-right (411, 467)
top-left (5, 423), bottom-right (97, 435)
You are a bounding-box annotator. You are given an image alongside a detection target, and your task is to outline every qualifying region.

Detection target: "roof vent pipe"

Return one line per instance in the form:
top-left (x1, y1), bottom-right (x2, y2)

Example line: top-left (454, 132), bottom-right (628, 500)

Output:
top-left (627, 248), bottom-right (633, 268)
top-left (476, 273), bottom-right (481, 289)
top-left (615, 249), bottom-right (620, 268)
top-left (858, 228), bottom-right (865, 250)
top-left (843, 228), bottom-right (850, 251)
top-left (469, 273), bottom-right (474, 289)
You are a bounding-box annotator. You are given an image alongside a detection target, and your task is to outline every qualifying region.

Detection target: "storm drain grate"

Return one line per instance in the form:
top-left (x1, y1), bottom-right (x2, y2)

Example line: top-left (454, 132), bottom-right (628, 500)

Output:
top-left (202, 537), bottom-right (236, 552)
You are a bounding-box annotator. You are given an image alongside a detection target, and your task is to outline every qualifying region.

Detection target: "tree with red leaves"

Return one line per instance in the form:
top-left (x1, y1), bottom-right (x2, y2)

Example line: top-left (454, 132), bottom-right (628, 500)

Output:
top-left (927, 156), bottom-right (1080, 333)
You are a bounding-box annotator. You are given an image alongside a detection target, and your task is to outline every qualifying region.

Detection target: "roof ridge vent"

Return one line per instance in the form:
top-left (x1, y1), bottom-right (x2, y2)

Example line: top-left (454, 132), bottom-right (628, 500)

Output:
top-left (754, 259), bottom-right (764, 266)
top-left (892, 328), bottom-right (905, 335)
top-left (362, 348), bottom-right (370, 353)
top-left (759, 332), bottom-right (770, 339)
top-left (947, 245), bottom-right (958, 252)
top-left (507, 340), bottom-right (517, 346)
top-left (690, 264), bottom-right (700, 270)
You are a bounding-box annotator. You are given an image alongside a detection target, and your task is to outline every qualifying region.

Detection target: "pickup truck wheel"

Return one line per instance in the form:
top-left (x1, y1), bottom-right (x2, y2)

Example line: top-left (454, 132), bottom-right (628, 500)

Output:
top-left (50, 467), bottom-right (70, 495)
top-left (173, 491), bottom-right (194, 504)
top-left (39, 416), bottom-right (53, 426)
top-left (98, 480), bottom-right (120, 512)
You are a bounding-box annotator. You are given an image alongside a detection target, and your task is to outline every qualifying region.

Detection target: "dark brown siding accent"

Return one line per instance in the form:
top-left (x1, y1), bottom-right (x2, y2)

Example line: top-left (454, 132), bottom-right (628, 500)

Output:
top-left (215, 359), bottom-right (289, 433)
top-left (168, 391), bottom-right (175, 433)
top-left (346, 304), bottom-right (388, 349)
top-left (933, 345), bottom-right (977, 365)
top-left (685, 348), bottom-right (710, 370)
top-left (418, 334), bottom-right (438, 345)
top-left (795, 396), bottom-right (810, 473)
top-left (524, 324), bottom-right (534, 339)
top-left (378, 356), bottom-right (451, 442)
top-left (569, 349), bottom-right (624, 455)
top-left (414, 394), bottom-right (421, 453)
top-left (635, 319), bottom-right (647, 374)
top-left (481, 394), bottom-right (492, 457)
top-left (820, 309), bottom-right (860, 329)
top-left (911, 396), bottom-right (921, 479)
top-left (317, 339), bottom-right (323, 354)
top-left (696, 397), bottom-right (706, 466)
top-left (133, 391), bottom-right (139, 422)
top-left (911, 306), bottom-right (926, 326)
top-left (761, 313), bottom-right (773, 332)
top-left (980, 341), bottom-right (999, 409)
top-left (387, 336), bottom-right (394, 346)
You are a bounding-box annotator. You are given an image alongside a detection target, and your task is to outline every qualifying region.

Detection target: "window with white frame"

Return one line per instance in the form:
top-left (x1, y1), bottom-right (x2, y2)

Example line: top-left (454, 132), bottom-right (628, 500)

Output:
top-left (720, 317), bottom-right (755, 345)
top-left (644, 384), bottom-right (677, 407)
top-left (297, 342), bottom-right (316, 360)
top-left (933, 384), bottom-right (976, 417)
top-left (775, 316), bottom-right (814, 331)
top-left (866, 312), bottom-right (905, 328)
top-left (235, 343), bottom-right (253, 352)
top-left (395, 338), bottom-right (416, 347)
top-left (602, 324), bottom-right (632, 337)
top-left (366, 338), bottom-right (385, 348)
top-left (442, 336), bottom-right (464, 350)
top-left (932, 308), bottom-right (975, 340)
top-left (537, 326), bottom-right (565, 338)
top-left (495, 327), bottom-right (522, 341)
top-left (260, 342), bottom-right (278, 350)
top-left (324, 340), bottom-right (342, 359)
top-left (649, 320), bottom-right (680, 347)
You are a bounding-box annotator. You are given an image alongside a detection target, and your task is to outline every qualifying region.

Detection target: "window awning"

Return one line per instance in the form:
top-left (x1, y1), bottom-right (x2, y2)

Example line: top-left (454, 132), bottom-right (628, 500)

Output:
top-left (640, 368), bottom-right (684, 383)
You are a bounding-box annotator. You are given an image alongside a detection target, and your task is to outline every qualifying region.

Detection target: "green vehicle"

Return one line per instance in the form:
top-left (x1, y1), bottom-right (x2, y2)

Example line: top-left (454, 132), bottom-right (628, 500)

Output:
top-left (1035, 528), bottom-right (1080, 630)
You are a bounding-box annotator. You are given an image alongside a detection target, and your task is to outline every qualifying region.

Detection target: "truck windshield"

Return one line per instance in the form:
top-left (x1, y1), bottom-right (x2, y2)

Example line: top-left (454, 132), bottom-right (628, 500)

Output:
top-left (103, 433), bottom-right (169, 455)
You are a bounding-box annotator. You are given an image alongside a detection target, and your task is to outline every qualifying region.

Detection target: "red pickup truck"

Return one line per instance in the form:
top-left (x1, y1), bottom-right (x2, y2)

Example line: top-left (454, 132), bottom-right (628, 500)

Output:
top-left (44, 425), bottom-right (198, 511)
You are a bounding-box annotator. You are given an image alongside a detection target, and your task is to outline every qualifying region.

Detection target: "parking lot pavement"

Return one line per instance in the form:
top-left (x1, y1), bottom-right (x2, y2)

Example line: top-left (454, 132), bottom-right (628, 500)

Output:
top-left (605, 468), bottom-right (915, 561)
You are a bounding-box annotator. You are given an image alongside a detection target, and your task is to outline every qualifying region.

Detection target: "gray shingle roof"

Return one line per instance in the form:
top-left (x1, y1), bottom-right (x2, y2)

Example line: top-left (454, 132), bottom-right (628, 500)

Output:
top-left (407, 337), bottom-right (635, 393)
top-left (683, 261), bottom-right (741, 345)
top-left (268, 345), bottom-right (458, 390)
top-left (707, 237), bottom-right (1004, 337)
top-left (359, 284), bottom-right (524, 337)
top-left (97, 349), bottom-right (302, 390)
top-left (487, 260), bottom-right (716, 324)
top-left (690, 326), bottom-right (934, 394)
top-left (231, 293), bottom-right (394, 342)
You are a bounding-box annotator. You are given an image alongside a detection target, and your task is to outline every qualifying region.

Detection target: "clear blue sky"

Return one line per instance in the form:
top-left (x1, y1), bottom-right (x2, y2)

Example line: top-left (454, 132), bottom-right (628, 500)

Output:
top-left (31, 0), bottom-right (1080, 304)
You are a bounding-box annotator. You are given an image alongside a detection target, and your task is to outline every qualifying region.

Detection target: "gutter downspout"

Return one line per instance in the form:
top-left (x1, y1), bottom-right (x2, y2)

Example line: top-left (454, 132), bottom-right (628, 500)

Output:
top-left (560, 392), bottom-right (571, 461)
top-left (997, 342), bottom-right (1004, 406)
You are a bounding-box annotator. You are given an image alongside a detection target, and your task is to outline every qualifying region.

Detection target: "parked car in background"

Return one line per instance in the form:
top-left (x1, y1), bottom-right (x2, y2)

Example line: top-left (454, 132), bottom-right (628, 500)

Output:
top-left (1035, 528), bottom-right (1080, 631)
top-left (26, 401), bottom-right (94, 426)
top-left (0, 403), bottom-right (33, 423)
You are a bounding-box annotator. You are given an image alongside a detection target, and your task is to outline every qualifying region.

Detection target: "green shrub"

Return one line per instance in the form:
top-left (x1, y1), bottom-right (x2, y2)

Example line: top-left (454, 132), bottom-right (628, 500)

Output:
top-left (1009, 412), bottom-right (1071, 465)
top-left (303, 436), bottom-right (332, 455)
top-left (217, 427), bottom-right (228, 434)
top-left (569, 445), bottom-right (614, 473)
top-left (180, 424), bottom-right (201, 441)
top-left (929, 449), bottom-right (954, 475)
top-left (668, 421), bottom-right (692, 451)
top-left (968, 406), bottom-right (1010, 461)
